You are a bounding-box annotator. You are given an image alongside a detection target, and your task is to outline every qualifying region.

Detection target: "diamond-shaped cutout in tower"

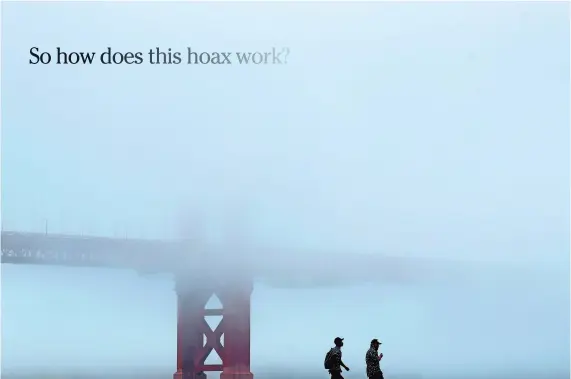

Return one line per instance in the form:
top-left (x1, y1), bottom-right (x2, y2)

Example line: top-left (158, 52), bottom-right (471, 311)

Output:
top-left (204, 348), bottom-right (222, 365)
top-left (205, 294), bottom-right (223, 309)
top-left (205, 315), bottom-right (222, 331)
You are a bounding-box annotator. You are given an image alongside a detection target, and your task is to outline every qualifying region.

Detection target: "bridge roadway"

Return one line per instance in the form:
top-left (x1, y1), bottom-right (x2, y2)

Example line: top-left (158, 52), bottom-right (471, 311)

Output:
top-left (1, 230), bottom-right (445, 286)
top-left (1, 231), bottom-right (185, 269)
top-left (3, 230), bottom-right (533, 287)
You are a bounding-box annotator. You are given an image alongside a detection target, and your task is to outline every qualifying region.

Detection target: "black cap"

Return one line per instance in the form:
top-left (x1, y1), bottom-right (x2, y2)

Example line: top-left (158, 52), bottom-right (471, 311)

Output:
top-left (334, 337), bottom-right (344, 345)
top-left (371, 339), bottom-right (382, 345)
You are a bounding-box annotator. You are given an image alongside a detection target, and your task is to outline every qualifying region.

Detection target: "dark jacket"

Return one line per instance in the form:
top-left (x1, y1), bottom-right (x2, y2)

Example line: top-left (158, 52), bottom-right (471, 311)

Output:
top-left (329, 347), bottom-right (343, 372)
top-left (365, 346), bottom-right (381, 377)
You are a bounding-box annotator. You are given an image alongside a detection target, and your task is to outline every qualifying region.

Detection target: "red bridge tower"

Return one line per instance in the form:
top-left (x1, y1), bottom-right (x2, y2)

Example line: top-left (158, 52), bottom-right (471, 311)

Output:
top-left (174, 274), bottom-right (253, 379)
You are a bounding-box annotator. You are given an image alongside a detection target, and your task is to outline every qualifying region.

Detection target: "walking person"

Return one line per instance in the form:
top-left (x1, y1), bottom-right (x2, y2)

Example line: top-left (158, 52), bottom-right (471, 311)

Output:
top-left (324, 337), bottom-right (350, 379)
top-left (365, 339), bottom-right (384, 379)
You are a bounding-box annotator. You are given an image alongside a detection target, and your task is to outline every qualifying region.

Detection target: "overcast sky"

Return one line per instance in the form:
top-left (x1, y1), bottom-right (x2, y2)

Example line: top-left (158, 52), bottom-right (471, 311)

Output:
top-left (1, 2), bottom-right (569, 378)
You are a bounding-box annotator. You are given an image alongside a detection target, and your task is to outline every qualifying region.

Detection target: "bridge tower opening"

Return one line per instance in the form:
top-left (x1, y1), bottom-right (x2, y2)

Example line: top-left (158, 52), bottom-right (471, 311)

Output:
top-left (174, 275), bottom-right (253, 379)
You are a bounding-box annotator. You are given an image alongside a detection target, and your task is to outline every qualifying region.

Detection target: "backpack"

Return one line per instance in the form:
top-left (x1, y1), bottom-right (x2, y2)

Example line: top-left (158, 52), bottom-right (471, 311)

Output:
top-left (324, 348), bottom-right (334, 370)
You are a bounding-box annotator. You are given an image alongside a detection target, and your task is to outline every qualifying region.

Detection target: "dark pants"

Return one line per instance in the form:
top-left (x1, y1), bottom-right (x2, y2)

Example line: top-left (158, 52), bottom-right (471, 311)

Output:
top-left (329, 370), bottom-right (344, 379)
top-left (369, 372), bottom-right (384, 379)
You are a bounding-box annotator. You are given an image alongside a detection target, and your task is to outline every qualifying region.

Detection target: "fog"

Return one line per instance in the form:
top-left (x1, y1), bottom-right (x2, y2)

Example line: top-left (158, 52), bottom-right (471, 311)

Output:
top-left (1, 2), bottom-right (569, 379)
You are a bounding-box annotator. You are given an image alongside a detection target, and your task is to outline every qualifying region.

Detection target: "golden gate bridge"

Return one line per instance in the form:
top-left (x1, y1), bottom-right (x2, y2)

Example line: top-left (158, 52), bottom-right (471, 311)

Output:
top-left (0, 230), bottom-right (519, 379)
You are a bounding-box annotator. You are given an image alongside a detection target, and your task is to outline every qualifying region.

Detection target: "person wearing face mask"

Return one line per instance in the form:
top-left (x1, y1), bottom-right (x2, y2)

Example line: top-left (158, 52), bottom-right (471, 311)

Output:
top-left (365, 339), bottom-right (384, 379)
top-left (324, 337), bottom-right (350, 379)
